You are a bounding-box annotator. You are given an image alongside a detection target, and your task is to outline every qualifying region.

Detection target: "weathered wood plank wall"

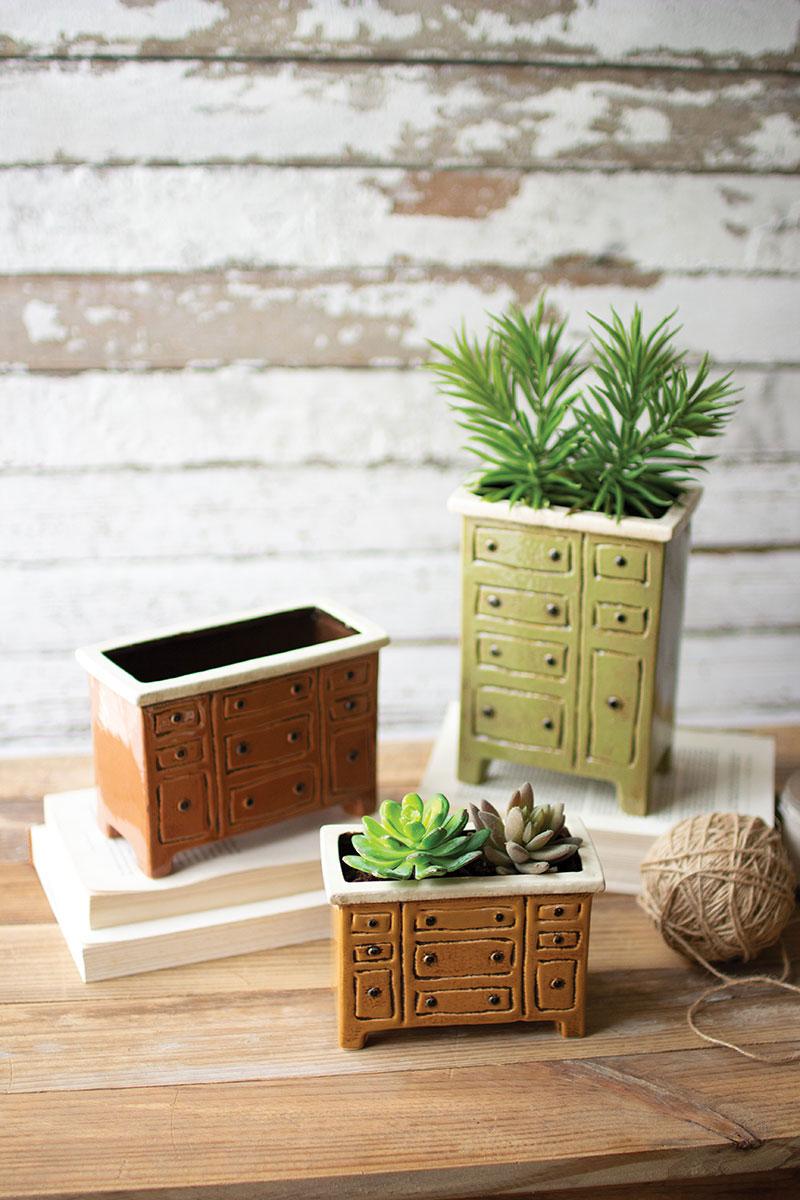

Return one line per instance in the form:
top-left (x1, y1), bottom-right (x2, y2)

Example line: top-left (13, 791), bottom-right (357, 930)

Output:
top-left (1, 2), bottom-right (799, 748)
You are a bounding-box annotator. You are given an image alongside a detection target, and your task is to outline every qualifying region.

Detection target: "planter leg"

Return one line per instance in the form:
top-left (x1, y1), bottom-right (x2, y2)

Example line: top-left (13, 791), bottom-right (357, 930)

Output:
top-left (616, 782), bottom-right (648, 816)
top-left (458, 745), bottom-right (488, 785)
top-left (342, 795), bottom-right (374, 818)
top-left (340, 1031), bottom-right (367, 1051)
top-left (98, 818), bottom-right (121, 838)
top-left (557, 1014), bottom-right (585, 1038)
top-left (656, 744), bottom-right (672, 775)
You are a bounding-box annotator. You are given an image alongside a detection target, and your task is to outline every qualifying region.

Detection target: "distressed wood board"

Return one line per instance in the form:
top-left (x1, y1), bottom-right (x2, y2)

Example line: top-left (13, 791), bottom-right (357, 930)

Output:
top-left (1, 1), bottom-right (798, 69)
top-left (2, 60), bottom-right (798, 172)
top-left (0, 740), bottom-right (798, 1199)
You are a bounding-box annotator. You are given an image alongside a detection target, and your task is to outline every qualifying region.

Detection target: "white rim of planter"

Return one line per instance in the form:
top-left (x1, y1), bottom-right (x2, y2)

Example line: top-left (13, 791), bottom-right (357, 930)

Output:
top-left (320, 815), bottom-right (605, 905)
top-left (448, 485), bottom-right (702, 542)
top-left (76, 597), bottom-right (390, 706)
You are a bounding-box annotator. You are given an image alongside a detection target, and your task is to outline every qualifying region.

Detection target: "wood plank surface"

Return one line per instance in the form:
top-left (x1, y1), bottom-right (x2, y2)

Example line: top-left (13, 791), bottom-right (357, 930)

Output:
top-left (2, 60), bottom-right (798, 172)
top-left (2, 1), bottom-right (798, 70)
top-left (0, 742), bottom-right (797, 1199)
top-left (1, 168), bottom-right (795, 275)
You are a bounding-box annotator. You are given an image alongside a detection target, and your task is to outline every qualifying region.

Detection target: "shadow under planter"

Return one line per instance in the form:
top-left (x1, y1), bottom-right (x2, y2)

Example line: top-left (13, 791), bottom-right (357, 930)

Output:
top-left (449, 486), bottom-right (702, 815)
top-left (77, 601), bottom-right (389, 877)
top-left (321, 817), bottom-right (605, 1050)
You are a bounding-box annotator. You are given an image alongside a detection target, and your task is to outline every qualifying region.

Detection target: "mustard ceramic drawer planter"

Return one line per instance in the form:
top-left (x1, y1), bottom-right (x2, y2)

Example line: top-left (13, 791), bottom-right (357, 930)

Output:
top-left (450, 486), bottom-right (701, 815)
top-left (76, 601), bottom-right (389, 877)
top-left (321, 816), bottom-right (604, 1050)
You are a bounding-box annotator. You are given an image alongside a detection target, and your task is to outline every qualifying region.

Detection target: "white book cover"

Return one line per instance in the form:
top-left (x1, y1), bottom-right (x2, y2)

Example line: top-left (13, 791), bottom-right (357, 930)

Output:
top-left (31, 824), bottom-right (330, 982)
top-left (422, 703), bottom-right (775, 893)
top-left (43, 788), bottom-right (339, 928)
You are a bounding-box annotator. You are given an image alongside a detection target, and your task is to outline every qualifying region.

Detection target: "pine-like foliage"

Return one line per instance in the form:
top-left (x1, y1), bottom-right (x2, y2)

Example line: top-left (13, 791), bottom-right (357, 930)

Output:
top-left (428, 301), bottom-right (739, 520)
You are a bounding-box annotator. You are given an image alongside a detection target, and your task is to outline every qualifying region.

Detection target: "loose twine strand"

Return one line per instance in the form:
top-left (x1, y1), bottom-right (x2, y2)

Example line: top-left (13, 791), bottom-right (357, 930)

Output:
top-left (639, 812), bottom-right (799, 1065)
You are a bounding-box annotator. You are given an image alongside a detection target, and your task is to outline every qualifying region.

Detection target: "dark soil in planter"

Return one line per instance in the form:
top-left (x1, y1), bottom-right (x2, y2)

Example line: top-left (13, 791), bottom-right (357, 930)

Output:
top-left (339, 833), bottom-right (582, 883)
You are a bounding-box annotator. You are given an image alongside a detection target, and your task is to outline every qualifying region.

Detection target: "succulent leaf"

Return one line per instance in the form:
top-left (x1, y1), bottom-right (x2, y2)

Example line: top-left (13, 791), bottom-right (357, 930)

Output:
top-left (344, 794), bottom-right (489, 880)
top-left (470, 782), bottom-right (582, 875)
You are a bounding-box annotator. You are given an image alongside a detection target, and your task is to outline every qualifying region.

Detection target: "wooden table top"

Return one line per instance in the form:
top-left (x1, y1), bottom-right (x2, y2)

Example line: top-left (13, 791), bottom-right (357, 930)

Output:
top-left (1, 734), bottom-right (798, 1200)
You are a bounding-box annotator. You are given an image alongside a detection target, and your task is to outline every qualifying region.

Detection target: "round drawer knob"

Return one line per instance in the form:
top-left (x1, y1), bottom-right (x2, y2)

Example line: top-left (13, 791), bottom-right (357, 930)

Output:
top-left (546, 603), bottom-right (559, 616)
top-left (367, 918), bottom-right (378, 929)
top-left (291, 682), bottom-right (303, 696)
top-left (366, 945), bottom-right (381, 957)
top-left (553, 934), bottom-right (564, 945)
top-left (542, 717), bottom-right (554, 731)
top-left (486, 539), bottom-right (498, 552)
top-left (482, 706), bottom-right (495, 718)
top-left (243, 796), bottom-right (255, 809)
top-left (487, 594), bottom-right (501, 608)
top-left (425, 915), bottom-right (436, 927)
top-left (347, 749), bottom-right (360, 763)
top-left (293, 781), bottom-right (306, 795)
top-left (288, 730), bottom-right (301, 743)
top-left (422, 953), bottom-right (437, 966)
top-left (615, 611), bottom-right (626, 624)
top-left (488, 994), bottom-right (500, 1006)
top-left (545, 653), bottom-right (556, 666)
top-left (554, 906), bottom-right (564, 917)
top-left (548, 548), bottom-right (561, 562)
top-left (175, 747), bottom-right (186, 759)
top-left (236, 741), bottom-right (248, 755)
top-left (550, 977), bottom-right (566, 990)
top-left (344, 699), bottom-right (357, 712)
top-left (170, 712), bottom-right (183, 724)
top-left (178, 798), bottom-right (191, 812)
top-left (494, 912), bottom-right (504, 923)
top-left (489, 644), bottom-right (501, 657)
top-left (615, 554), bottom-right (627, 567)
top-left (367, 987), bottom-right (381, 998)
top-left (346, 669), bottom-right (355, 681)
top-left (607, 695), bottom-right (622, 710)
top-left (234, 698), bottom-right (245, 711)
top-left (490, 951), bottom-right (504, 963)
top-left (424, 996), bottom-right (437, 1008)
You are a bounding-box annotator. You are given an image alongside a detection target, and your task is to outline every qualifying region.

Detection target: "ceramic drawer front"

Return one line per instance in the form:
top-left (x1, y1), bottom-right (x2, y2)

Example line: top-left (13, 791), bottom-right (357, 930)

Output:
top-left (156, 772), bottom-right (213, 844)
top-left (149, 698), bottom-right (207, 738)
top-left (414, 985), bottom-right (517, 1017)
top-left (223, 712), bottom-right (313, 774)
top-left (154, 735), bottom-right (207, 772)
top-left (592, 540), bottom-right (651, 585)
top-left (354, 969), bottom-right (396, 1021)
top-left (537, 929), bottom-right (581, 950)
top-left (350, 910), bottom-right (395, 935)
top-left (414, 937), bottom-right (516, 979)
top-left (593, 600), bottom-right (650, 637)
top-left (328, 723), bottom-right (374, 795)
top-left (327, 691), bottom-right (373, 723)
top-left (353, 940), bottom-right (395, 964)
top-left (226, 763), bottom-right (318, 828)
top-left (476, 631), bottom-right (569, 678)
top-left (586, 649), bottom-right (642, 768)
top-left (472, 523), bottom-right (578, 575)
top-left (322, 656), bottom-right (375, 695)
top-left (474, 685), bottom-right (564, 751)
top-left (476, 584), bottom-right (571, 628)
top-left (534, 959), bottom-right (577, 1011)
top-left (410, 901), bottom-right (521, 934)
top-left (220, 671), bottom-right (315, 723)
top-left (535, 900), bottom-right (586, 923)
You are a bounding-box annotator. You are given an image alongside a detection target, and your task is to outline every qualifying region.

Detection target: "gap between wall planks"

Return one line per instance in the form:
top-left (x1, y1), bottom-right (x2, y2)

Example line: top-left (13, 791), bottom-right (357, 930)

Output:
top-left (1, 2), bottom-right (798, 748)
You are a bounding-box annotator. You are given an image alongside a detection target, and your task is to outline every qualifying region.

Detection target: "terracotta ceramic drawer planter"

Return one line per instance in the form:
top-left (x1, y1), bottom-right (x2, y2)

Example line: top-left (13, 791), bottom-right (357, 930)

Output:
top-left (77, 601), bottom-right (389, 877)
top-left (450, 486), bottom-right (701, 815)
top-left (321, 816), bottom-right (604, 1049)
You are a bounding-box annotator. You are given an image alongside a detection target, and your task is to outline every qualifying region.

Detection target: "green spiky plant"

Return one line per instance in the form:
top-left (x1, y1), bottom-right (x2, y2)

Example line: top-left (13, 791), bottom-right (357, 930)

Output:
top-left (342, 793), bottom-right (490, 881)
top-left (428, 299), bottom-right (739, 520)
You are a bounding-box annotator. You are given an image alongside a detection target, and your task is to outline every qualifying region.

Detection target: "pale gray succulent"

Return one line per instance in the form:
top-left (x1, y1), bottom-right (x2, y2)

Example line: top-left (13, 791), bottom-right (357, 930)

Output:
top-left (469, 782), bottom-right (582, 875)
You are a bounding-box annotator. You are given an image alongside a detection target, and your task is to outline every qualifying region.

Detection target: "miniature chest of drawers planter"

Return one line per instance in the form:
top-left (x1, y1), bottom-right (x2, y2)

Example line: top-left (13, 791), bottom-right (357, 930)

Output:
top-left (77, 602), bottom-right (389, 877)
top-left (449, 486), bottom-right (702, 815)
top-left (321, 817), bottom-right (604, 1049)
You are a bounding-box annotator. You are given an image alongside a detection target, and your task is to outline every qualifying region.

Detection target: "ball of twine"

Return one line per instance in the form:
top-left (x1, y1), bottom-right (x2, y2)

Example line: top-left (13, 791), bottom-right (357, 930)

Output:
top-left (639, 812), bottom-right (799, 1064)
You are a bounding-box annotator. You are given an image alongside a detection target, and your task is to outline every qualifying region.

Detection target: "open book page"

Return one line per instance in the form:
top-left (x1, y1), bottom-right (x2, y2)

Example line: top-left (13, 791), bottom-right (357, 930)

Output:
top-left (44, 789), bottom-right (340, 894)
top-left (422, 703), bottom-right (775, 838)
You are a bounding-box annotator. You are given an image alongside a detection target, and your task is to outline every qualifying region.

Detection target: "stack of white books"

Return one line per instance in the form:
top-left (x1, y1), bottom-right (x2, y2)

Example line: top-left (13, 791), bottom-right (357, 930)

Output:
top-left (422, 703), bottom-right (776, 893)
top-left (31, 789), bottom-right (334, 981)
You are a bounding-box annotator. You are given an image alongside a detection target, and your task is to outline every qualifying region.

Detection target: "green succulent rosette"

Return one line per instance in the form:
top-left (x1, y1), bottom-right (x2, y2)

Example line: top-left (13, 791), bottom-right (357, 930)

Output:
top-left (343, 792), bottom-right (490, 881)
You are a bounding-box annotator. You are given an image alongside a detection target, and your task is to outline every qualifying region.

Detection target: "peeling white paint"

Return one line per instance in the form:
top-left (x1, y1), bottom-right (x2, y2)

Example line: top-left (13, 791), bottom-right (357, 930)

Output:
top-left (21, 299), bottom-right (67, 343)
top-left (293, 0), bottom-right (423, 44)
top-left (0, 0), bottom-right (226, 49)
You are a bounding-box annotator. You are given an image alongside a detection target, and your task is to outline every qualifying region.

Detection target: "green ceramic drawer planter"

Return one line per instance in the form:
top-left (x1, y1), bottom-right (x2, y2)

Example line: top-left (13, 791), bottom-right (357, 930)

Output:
top-left (429, 301), bottom-right (739, 815)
